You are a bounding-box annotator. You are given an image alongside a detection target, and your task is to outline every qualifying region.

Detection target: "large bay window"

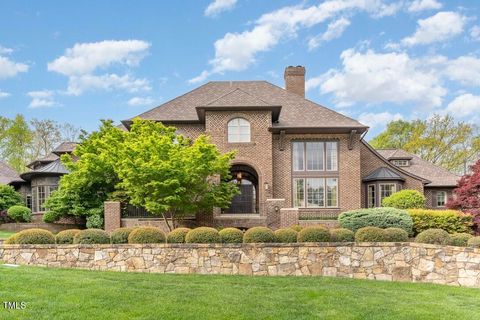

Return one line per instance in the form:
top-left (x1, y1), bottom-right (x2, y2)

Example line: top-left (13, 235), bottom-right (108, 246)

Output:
top-left (32, 185), bottom-right (57, 213)
top-left (293, 141), bottom-right (338, 173)
top-left (293, 177), bottom-right (338, 208)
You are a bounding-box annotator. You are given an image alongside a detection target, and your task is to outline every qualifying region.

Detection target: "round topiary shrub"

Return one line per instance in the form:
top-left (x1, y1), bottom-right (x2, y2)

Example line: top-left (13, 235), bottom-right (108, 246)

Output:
top-left (55, 229), bottom-right (81, 244)
top-left (467, 236), bottom-right (480, 248)
top-left (290, 225), bottom-right (302, 232)
top-left (15, 228), bottom-right (55, 244)
top-left (243, 227), bottom-right (276, 243)
top-left (297, 226), bottom-right (330, 243)
top-left (383, 227), bottom-right (409, 242)
top-left (274, 228), bottom-right (298, 243)
top-left (128, 227), bottom-right (166, 244)
top-left (4, 233), bottom-right (19, 244)
top-left (338, 207), bottom-right (413, 235)
top-left (381, 189), bottom-right (426, 209)
top-left (167, 228), bottom-right (191, 243)
top-left (330, 228), bottom-right (354, 242)
top-left (219, 228), bottom-right (243, 244)
top-left (355, 227), bottom-right (386, 242)
top-left (7, 205), bottom-right (32, 222)
top-left (111, 227), bottom-right (134, 244)
top-left (450, 233), bottom-right (473, 247)
top-left (415, 228), bottom-right (451, 245)
top-left (185, 227), bottom-right (221, 243)
top-left (74, 229), bottom-right (110, 244)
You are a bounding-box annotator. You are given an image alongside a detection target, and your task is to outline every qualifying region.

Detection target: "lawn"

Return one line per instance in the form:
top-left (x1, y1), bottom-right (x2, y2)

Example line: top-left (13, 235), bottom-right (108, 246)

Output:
top-left (0, 266), bottom-right (479, 319)
top-left (0, 230), bottom-right (14, 239)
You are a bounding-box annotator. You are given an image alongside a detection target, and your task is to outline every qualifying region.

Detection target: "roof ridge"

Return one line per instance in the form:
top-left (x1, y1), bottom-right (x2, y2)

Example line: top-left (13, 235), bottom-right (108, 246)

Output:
top-left (203, 87), bottom-right (272, 106)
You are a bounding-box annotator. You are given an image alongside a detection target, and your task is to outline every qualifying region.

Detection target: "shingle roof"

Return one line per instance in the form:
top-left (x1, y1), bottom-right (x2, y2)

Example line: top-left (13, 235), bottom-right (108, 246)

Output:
top-left (375, 149), bottom-right (413, 160)
top-left (53, 142), bottom-right (78, 155)
top-left (0, 161), bottom-right (24, 185)
top-left (125, 81), bottom-right (367, 132)
top-left (20, 159), bottom-right (69, 181)
top-left (376, 149), bottom-right (459, 187)
top-left (363, 167), bottom-right (405, 182)
top-left (27, 152), bottom-right (59, 169)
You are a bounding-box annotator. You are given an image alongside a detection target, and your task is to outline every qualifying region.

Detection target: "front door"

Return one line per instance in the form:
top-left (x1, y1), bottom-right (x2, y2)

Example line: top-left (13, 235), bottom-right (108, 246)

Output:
top-left (225, 184), bottom-right (255, 213)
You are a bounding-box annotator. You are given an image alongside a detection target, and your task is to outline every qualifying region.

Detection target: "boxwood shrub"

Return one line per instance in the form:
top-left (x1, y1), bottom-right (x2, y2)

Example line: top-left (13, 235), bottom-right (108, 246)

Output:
top-left (467, 236), bottom-right (480, 248)
top-left (243, 227), bottom-right (276, 243)
top-left (274, 228), bottom-right (298, 243)
top-left (15, 228), bottom-right (56, 244)
top-left (111, 227), bottom-right (134, 244)
top-left (128, 227), bottom-right (166, 244)
top-left (167, 228), bottom-right (191, 244)
top-left (408, 209), bottom-right (473, 235)
top-left (329, 228), bottom-right (354, 242)
top-left (56, 229), bottom-right (81, 244)
top-left (297, 226), bottom-right (330, 242)
top-left (449, 233), bottom-right (473, 247)
top-left (4, 233), bottom-right (19, 244)
top-left (185, 227), bottom-right (221, 243)
top-left (219, 228), bottom-right (243, 244)
top-left (381, 189), bottom-right (426, 209)
top-left (383, 227), bottom-right (409, 242)
top-left (7, 205), bottom-right (32, 223)
top-left (338, 207), bottom-right (413, 234)
top-left (355, 227), bottom-right (386, 242)
top-left (415, 228), bottom-right (451, 245)
top-left (74, 229), bottom-right (110, 244)
top-left (290, 225), bottom-right (302, 232)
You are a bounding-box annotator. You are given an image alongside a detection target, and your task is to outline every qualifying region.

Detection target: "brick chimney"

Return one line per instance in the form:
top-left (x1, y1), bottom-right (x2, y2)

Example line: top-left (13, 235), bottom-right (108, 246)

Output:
top-left (284, 66), bottom-right (306, 97)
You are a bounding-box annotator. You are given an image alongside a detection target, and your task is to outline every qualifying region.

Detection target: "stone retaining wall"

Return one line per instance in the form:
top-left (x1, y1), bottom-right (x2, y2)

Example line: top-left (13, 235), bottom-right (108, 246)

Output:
top-left (1, 243), bottom-right (479, 288)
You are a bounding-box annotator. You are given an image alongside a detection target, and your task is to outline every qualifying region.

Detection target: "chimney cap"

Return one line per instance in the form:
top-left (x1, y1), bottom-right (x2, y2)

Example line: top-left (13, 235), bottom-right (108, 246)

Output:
top-left (284, 65), bottom-right (306, 77)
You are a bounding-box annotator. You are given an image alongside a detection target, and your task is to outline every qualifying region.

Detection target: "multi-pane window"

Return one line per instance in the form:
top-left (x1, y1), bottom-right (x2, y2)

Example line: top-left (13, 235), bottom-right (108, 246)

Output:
top-left (326, 142), bottom-right (338, 171)
top-left (292, 141), bottom-right (338, 172)
top-left (367, 185), bottom-right (376, 208)
top-left (392, 160), bottom-right (409, 167)
top-left (293, 178), bottom-right (305, 207)
top-left (38, 186), bottom-right (47, 212)
top-left (227, 118), bottom-right (250, 143)
top-left (293, 143), bottom-right (305, 171)
top-left (326, 178), bottom-right (338, 207)
top-left (306, 142), bottom-right (324, 171)
top-left (31, 185), bottom-right (58, 213)
top-left (306, 178), bottom-right (325, 207)
top-left (379, 183), bottom-right (396, 205)
top-left (436, 191), bottom-right (447, 207)
top-left (293, 178), bottom-right (338, 208)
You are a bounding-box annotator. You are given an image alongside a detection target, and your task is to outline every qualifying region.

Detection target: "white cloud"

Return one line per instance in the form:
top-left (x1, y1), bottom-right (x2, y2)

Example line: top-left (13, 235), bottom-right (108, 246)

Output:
top-left (470, 25), bottom-right (480, 41)
top-left (205, 0), bottom-right (237, 17)
top-left (27, 90), bottom-right (56, 108)
top-left (66, 74), bottom-right (151, 96)
top-left (444, 56), bottom-right (480, 86)
top-left (358, 111), bottom-right (403, 128)
top-left (188, 70), bottom-right (210, 84)
top-left (0, 90), bottom-right (10, 98)
top-left (127, 96), bottom-right (155, 106)
top-left (0, 56), bottom-right (28, 79)
top-left (0, 45), bottom-right (14, 55)
top-left (446, 94), bottom-right (480, 118)
top-left (407, 0), bottom-right (442, 13)
top-left (308, 17), bottom-right (351, 50)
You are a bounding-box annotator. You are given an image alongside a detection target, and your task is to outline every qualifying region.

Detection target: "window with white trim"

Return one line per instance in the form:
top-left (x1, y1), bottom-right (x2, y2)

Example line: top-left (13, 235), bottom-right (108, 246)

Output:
top-left (367, 185), bottom-right (376, 208)
top-left (436, 191), bottom-right (447, 207)
top-left (392, 160), bottom-right (409, 167)
top-left (379, 183), bottom-right (396, 205)
top-left (227, 118), bottom-right (250, 143)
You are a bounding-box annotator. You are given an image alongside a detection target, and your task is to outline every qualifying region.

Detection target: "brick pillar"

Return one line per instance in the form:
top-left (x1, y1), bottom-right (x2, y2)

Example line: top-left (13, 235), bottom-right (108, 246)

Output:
top-left (280, 208), bottom-right (299, 228)
top-left (104, 201), bottom-right (121, 233)
top-left (265, 198), bottom-right (285, 229)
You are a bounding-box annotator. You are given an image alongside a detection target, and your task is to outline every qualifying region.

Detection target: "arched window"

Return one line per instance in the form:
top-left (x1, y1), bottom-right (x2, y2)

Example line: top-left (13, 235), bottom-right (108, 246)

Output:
top-left (228, 118), bottom-right (250, 142)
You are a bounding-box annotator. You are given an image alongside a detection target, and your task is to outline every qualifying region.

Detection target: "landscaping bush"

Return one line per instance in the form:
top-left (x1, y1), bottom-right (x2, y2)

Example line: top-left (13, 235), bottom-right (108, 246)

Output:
top-left (381, 190), bottom-right (426, 209)
top-left (415, 228), bottom-right (451, 245)
top-left (274, 228), bottom-right (298, 243)
top-left (15, 229), bottom-right (55, 244)
top-left (167, 228), bottom-right (191, 244)
top-left (408, 209), bottom-right (473, 235)
top-left (450, 233), bottom-right (473, 247)
top-left (128, 227), bottom-right (166, 244)
top-left (7, 205), bottom-right (32, 222)
top-left (4, 233), bottom-right (19, 244)
top-left (42, 211), bottom-right (58, 223)
top-left (355, 227), bottom-right (386, 242)
top-left (467, 236), bottom-right (480, 248)
top-left (290, 225), bottom-right (302, 232)
top-left (338, 207), bottom-right (413, 235)
top-left (0, 185), bottom-right (23, 212)
top-left (297, 226), bottom-right (330, 242)
top-left (86, 213), bottom-right (104, 229)
top-left (74, 229), bottom-right (110, 244)
top-left (329, 228), bottom-right (354, 242)
top-left (185, 227), bottom-right (220, 243)
top-left (111, 227), bottom-right (134, 244)
top-left (0, 210), bottom-right (12, 224)
top-left (55, 229), bottom-right (81, 244)
top-left (243, 227), bottom-right (276, 243)
top-left (219, 228), bottom-right (243, 244)
top-left (383, 228), bottom-right (409, 242)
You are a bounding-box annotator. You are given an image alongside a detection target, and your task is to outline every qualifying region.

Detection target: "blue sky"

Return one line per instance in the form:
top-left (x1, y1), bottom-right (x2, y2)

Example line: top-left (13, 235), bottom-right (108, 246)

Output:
top-left (0, 0), bottom-right (479, 137)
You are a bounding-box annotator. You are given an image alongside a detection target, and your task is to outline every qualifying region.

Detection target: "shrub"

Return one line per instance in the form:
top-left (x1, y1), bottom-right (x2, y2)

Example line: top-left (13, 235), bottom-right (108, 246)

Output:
top-left (290, 225), bottom-right (302, 232)
top-left (243, 227), bottom-right (276, 243)
top-left (86, 213), bottom-right (104, 229)
top-left (381, 190), bottom-right (426, 209)
top-left (338, 207), bottom-right (413, 235)
top-left (0, 185), bottom-right (23, 212)
top-left (56, 229), bottom-right (81, 244)
top-left (408, 209), bottom-right (473, 235)
top-left (297, 226), bottom-right (330, 242)
top-left (7, 205), bottom-right (32, 222)
top-left (111, 227), bottom-right (134, 244)
top-left (4, 233), bottom-right (19, 244)
top-left (219, 228), bottom-right (243, 244)
top-left (415, 228), bottom-right (451, 245)
top-left (330, 228), bottom-right (354, 242)
top-left (467, 236), bottom-right (480, 248)
top-left (74, 229), bottom-right (110, 244)
top-left (42, 211), bottom-right (59, 223)
top-left (383, 228), bottom-right (409, 242)
top-left (128, 227), bottom-right (166, 244)
top-left (0, 210), bottom-right (11, 224)
top-left (185, 227), bottom-right (220, 243)
top-left (355, 227), bottom-right (386, 242)
top-left (450, 233), bottom-right (473, 247)
top-left (15, 229), bottom-right (55, 244)
top-left (166, 227), bottom-right (191, 243)
top-left (274, 228), bottom-right (298, 243)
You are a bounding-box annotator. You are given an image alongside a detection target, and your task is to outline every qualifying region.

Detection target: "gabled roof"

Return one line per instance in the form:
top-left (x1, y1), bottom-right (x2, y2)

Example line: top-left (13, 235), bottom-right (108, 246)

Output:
top-left (376, 149), bottom-right (413, 160)
top-left (20, 159), bottom-right (69, 181)
top-left (53, 142), bottom-right (78, 155)
top-left (204, 88), bottom-right (272, 107)
top-left (363, 167), bottom-right (405, 182)
top-left (0, 161), bottom-right (24, 185)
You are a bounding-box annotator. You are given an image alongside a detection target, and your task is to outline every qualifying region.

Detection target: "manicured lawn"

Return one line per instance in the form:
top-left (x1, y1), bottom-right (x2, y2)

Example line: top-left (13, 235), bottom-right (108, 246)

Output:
top-left (0, 266), bottom-right (479, 319)
top-left (0, 230), bottom-right (14, 239)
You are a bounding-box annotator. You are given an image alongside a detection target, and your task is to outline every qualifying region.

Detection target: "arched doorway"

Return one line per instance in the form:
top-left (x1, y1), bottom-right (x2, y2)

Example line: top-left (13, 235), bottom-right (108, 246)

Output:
top-left (224, 164), bottom-right (259, 214)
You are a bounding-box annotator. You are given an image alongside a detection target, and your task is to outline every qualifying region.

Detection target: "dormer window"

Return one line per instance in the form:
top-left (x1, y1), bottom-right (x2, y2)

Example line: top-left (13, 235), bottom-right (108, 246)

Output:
top-left (392, 159), bottom-right (409, 167)
top-left (228, 118), bottom-right (250, 143)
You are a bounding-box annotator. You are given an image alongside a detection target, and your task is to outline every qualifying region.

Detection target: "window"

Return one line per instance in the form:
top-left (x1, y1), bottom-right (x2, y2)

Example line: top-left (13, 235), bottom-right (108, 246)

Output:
top-left (26, 195), bottom-right (32, 210)
top-left (38, 186), bottom-right (47, 212)
top-left (306, 142), bottom-right (324, 171)
top-left (293, 178), bottom-right (305, 207)
top-left (436, 191), bottom-right (447, 207)
top-left (292, 141), bottom-right (338, 172)
top-left (306, 178), bottom-right (324, 207)
top-left (392, 160), bottom-right (409, 167)
top-left (293, 178), bottom-right (338, 208)
top-left (367, 185), bottom-right (376, 208)
top-left (227, 118), bottom-right (250, 143)
top-left (326, 178), bottom-right (338, 207)
top-left (31, 185), bottom-right (57, 213)
top-left (293, 142), bottom-right (305, 171)
top-left (379, 183), bottom-right (396, 205)
top-left (326, 142), bottom-right (338, 171)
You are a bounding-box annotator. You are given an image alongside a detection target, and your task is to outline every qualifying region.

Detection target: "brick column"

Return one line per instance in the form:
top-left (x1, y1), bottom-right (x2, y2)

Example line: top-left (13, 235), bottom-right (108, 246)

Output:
top-left (104, 201), bottom-right (121, 233)
top-left (265, 198), bottom-right (285, 229)
top-left (280, 208), bottom-right (299, 228)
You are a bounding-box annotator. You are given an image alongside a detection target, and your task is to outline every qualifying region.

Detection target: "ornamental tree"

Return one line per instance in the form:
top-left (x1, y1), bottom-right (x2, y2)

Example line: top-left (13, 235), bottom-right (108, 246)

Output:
top-left (0, 184), bottom-right (23, 212)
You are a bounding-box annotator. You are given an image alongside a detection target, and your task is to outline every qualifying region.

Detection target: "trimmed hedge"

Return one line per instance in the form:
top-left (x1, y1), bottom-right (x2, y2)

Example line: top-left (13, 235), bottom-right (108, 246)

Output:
top-left (7, 205), bottom-right (32, 223)
top-left (74, 229), bottom-right (110, 244)
top-left (415, 228), bottom-right (451, 245)
top-left (185, 227), bottom-right (221, 244)
top-left (167, 228), bottom-right (191, 244)
top-left (408, 209), bottom-right (473, 235)
top-left (111, 227), bottom-right (134, 244)
top-left (383, 228), bottom-right (409, 242)
top-left (4, 233), bottom-right (19, 244)
top-left (56, 229), bottom-right (81, 244)
top-left (381, 190), bottom-right (426, 209)
top-left (274, 228), bottom-right (298, 243)
top-left (467, 236), bottom-right (480, 248)
top-left (15, 229), bottom-right (55, 244)
top-left (329, 228), bottom-right (354, 242)
top-left (290, 225), bottom-right (302, 232)
top-left (128, 227), bottom-right (166, 244)
top-left (297, 226), bottom-right (330, 242)
top-left (355, 227), bottom-right (386, 242)
top-left (219, 228), bottom-right (243, 244)
top-left (243, 227), bottom-right (276, 243)
top-left (450, 233), bottom-right (473, 247)
top-left (338, 207), bottom-right (413, 235)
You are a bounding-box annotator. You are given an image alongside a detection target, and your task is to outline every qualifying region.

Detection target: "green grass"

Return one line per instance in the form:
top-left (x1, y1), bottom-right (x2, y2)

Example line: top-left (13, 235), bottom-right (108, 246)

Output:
top-left (0, 266), bottom-right (479, 319)
top-left (0, 230), bottom-right (15, 239)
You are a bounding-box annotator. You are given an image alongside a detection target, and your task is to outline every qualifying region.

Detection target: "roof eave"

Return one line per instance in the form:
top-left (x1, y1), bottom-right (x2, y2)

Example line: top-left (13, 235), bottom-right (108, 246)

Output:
top-left (269, 126), bottom-right (368, 134)
top-left (195, 105), bottom-right (282, 123)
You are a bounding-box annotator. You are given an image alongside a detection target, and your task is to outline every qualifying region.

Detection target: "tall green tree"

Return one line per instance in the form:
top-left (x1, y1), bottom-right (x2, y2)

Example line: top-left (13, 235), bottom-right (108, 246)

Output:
top-left (1, 115), bottom-right (33, 172)
top-left (30, 119), bottom-right (62, 159)
top-left (370, 115), bottom-right (480, 173)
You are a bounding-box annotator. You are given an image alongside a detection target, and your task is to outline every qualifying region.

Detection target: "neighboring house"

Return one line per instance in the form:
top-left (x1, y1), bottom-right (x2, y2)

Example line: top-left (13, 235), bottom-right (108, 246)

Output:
top-left (120, 66), bottom-right (460, 229)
